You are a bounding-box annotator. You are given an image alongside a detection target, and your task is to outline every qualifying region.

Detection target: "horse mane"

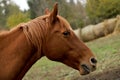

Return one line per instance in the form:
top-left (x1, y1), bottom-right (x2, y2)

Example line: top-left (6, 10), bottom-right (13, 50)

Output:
top-left (0, 22), bottom-right (29, 41)
top-left (0, 14), bottom-right (71, 50)
top-left (0, 15), bottom-right (48, 55)
top-left (0, 30), bottom-right (9, 37)
top-left (21, 16), bottom-right (48, 54)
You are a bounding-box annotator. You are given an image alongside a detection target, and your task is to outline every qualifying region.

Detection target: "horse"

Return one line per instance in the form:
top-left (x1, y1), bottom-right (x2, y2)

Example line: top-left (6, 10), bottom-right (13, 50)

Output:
top-left (0, 3), bottom-right (97, 80)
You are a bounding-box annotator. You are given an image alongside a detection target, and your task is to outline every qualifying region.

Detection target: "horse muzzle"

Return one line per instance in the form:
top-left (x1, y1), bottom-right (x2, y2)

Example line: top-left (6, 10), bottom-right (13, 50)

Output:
top-left (79, 57), bottom-right (97, 75)
top-left (79, 63), bottom-right (97, 75)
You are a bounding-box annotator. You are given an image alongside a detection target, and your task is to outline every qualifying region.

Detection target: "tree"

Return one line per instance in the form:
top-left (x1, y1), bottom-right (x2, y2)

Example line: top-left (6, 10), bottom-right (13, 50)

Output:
top-left (0, 0), bottom-right (10, 28)
top-left (27, 0), bottom-right (67, 19)
top-left (0, 0), bottom-right (20, 28)
top-left (27, 0), bottom-right (86, 29)
top-left (86, 0), bottom-right (120, 24)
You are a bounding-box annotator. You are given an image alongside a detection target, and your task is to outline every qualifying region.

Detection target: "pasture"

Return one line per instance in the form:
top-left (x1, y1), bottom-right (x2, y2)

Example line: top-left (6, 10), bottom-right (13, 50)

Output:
top-left (23, 33), bottom-right (120, 80)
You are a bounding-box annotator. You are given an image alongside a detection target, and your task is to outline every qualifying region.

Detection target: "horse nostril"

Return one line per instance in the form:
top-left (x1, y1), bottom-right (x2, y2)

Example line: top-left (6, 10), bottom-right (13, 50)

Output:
top-left (90, 58), bottom-right (97, 64)
top-left (92, 65), bottom-right (96, 71)
top-left (93, 65), bottom-right (96, 69)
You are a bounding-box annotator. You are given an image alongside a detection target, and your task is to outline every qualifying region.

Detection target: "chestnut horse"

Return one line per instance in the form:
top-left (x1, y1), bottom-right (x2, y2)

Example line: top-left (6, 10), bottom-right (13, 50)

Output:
top-left (0, 3), bottom-right (97, 80)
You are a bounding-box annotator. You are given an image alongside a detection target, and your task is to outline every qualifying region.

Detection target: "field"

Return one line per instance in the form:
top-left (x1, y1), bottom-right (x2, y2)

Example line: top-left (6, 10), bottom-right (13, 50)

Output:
top-left (23, 33), bottom-right (120, 80)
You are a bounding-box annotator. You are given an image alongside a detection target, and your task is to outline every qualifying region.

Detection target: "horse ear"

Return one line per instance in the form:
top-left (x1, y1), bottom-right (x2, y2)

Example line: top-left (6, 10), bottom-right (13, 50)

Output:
top-left (44, 8), bottom-right (50, 15)
top-left (50, 2), bottom-right (58, 24)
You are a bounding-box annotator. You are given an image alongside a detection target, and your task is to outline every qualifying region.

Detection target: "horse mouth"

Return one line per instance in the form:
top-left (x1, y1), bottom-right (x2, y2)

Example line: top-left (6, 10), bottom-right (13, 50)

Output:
top-left (80, 64), bottom-right (90, 75)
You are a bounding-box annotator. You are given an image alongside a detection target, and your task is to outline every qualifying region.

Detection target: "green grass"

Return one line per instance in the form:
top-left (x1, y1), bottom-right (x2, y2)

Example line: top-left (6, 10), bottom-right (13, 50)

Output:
top-left (86, 34), bottom-right (120, 73)
top-left (23, 33), bottom-right (120, 80)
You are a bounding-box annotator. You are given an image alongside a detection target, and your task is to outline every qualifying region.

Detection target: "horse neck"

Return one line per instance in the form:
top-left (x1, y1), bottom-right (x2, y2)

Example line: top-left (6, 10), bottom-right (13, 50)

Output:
top-left (0, 28), bottom-right (40, 80)
top-left (17, 17), bottom-right (49, 79)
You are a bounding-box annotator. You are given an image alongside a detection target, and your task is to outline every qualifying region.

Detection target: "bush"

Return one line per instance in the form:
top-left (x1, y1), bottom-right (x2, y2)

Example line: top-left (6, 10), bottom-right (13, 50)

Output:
top-left (7, 12), bottom-right (30, 28)
top-left (86, 0), bottom-right (120, 24)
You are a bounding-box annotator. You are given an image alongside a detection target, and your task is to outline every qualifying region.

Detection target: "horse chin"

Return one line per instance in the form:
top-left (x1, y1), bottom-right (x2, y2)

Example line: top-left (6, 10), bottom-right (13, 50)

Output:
top-left (79, 64), bottom-right (91, 75)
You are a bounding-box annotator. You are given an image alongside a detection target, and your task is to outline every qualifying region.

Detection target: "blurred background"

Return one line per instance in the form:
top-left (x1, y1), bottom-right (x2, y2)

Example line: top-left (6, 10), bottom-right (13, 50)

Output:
top-left (0, 0), bottom-right (120, 80)
top-left (0, 0), bottom-right (119, 30)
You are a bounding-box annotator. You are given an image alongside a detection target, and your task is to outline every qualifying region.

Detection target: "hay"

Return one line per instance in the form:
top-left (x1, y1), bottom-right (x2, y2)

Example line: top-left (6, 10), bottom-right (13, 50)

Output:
top-left (81, 25), bottom-right (96, 42)
top-left (74, 28), bottom-right (81, 39)
top-left (77, 15), bottom-right (119, 42)
top-left (91, 18), bottom-right (116, 39)
top-left (104, 18), bottom-right (117, 35)
top-left (93, 22), bottom-right (105, 38)
top-left (114, 15), bottom-right (120, 33)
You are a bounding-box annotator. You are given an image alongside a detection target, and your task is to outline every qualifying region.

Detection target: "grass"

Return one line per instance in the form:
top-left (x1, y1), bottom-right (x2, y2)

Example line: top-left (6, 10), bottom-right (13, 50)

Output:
top-left (23, 33), bottom-right (120, 80)
top-left (86, 34), bottom-right (120, 73)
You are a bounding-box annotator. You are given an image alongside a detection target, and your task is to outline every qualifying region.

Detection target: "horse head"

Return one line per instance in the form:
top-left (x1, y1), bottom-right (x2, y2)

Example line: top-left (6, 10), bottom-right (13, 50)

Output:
top-left (42, 3), bottom-right (97, 75)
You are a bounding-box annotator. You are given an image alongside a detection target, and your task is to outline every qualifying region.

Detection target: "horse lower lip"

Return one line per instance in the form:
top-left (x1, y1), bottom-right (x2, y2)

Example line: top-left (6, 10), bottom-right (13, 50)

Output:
top-left (81, 64), bottom-right (90, 74)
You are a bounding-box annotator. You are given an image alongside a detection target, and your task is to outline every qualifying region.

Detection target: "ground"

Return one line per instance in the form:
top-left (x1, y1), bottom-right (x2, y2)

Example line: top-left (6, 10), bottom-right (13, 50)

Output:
top-left (74, 67), bottom-right (120, 80)
top-left (23, 33), bottom-right (120, 80)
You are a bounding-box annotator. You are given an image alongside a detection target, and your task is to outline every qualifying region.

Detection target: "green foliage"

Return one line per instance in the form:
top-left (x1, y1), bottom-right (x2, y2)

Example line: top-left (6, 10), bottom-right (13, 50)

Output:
top-left (86, 0), bottom-right (120, 24)
top-left (61, 1), bottom-right (85, 29)
top-left (0, 0), bottom-right (21, 28)
top-left (7, 12), bottom-right (30, 28)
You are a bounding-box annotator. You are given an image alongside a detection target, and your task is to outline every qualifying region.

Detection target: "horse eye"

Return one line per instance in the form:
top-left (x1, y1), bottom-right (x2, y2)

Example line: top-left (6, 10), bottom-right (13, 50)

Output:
top-left (63, 31), bottom-right (70, 36)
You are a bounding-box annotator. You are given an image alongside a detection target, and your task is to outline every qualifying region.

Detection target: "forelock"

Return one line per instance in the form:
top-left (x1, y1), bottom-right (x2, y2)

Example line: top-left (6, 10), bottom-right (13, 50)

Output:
top-left (57, 16), bottom-right (72, 30)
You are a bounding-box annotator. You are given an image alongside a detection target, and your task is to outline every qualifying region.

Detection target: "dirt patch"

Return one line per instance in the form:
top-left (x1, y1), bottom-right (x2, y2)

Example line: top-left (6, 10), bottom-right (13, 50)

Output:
top-left (74, 67), bottom-right (120, 80)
